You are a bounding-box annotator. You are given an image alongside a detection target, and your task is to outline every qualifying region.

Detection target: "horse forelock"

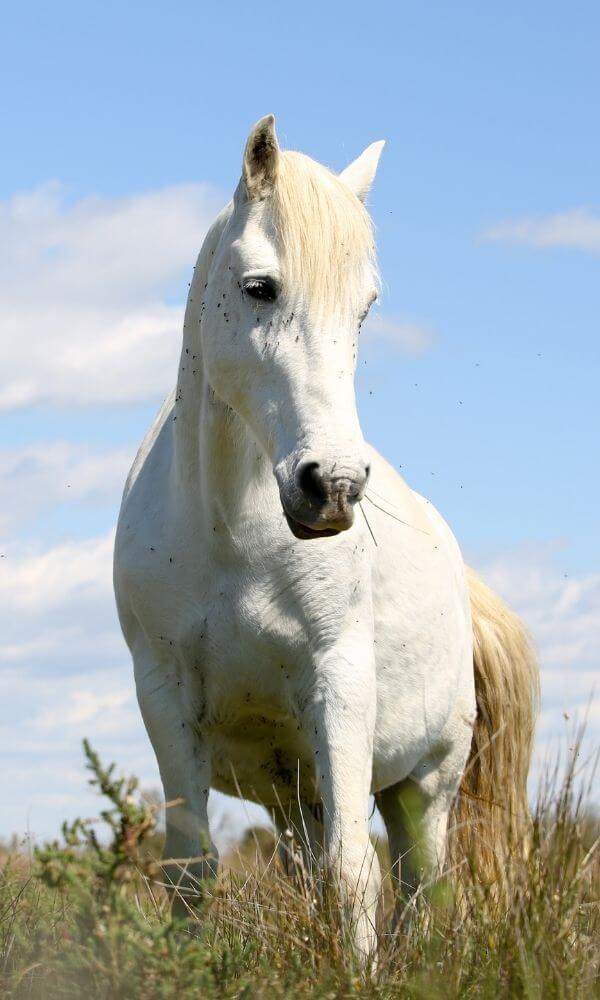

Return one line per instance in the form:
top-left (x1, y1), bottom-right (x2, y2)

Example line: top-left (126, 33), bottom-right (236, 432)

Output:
top-left (269, 151), bottom-right (379, 314)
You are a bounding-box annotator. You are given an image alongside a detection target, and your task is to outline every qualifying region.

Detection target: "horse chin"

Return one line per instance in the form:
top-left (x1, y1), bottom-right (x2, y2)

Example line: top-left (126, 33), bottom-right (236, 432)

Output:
top-left (283, 510), bottom-right (342, 541)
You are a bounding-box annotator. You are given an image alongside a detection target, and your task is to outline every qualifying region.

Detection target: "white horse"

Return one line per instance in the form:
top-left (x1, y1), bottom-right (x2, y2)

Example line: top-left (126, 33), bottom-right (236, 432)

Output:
top-left (114, 116), bottom-right (538, 958)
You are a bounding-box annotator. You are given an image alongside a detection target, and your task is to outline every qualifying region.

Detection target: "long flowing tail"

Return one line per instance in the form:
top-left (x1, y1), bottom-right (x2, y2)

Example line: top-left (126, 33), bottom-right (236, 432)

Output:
top-left (449, 568), bottom-right (540, 882)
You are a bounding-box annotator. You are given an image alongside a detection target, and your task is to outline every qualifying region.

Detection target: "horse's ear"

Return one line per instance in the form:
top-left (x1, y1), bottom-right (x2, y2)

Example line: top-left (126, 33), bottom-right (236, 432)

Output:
top-left (339, 140), bottom-right (385, 203)
top-left (243, 114), bottom-right (280, 199)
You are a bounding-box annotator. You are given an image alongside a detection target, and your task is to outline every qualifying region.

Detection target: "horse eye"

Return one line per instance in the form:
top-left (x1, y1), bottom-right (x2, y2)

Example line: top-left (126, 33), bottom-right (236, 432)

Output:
top-left (243, 278), bottom-right (278, 303)
top-left (359, 294), bottom-right (378, 324)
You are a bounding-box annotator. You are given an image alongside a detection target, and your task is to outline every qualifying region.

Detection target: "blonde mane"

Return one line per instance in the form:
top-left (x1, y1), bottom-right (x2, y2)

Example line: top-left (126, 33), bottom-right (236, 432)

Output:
top-left (270, 151), bottom-right (378, 312)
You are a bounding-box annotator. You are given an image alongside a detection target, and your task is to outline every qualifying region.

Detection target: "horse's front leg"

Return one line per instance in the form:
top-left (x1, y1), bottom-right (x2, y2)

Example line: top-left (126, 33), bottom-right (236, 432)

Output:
top-left (305, 639), bottom-right (381, 963)
top-left (133, 642), bottom-right (217, 916)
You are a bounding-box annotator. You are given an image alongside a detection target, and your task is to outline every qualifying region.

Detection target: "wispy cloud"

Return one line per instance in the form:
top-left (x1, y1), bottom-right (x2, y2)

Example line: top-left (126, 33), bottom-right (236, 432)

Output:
top-left (0, 442), bottom-right (132, 534)
top-left (363, 313), bottom-right (434, 354)
top-left (0, 181), bottom-right (436, 412)
top-left (482, 208), bottom-right (600, 252)
top-left (1, 527), bottom-right (597, 840)
top-left (0, 179), bottom-right (597, 844)
top-left (0, 530), bottom-right (269, 842)
top-left (474, 543), bottom-right (600, 785)
top-left (0, 532), bottom-right (122, 678)
top-left (0, 182), bottom-right (222, 409)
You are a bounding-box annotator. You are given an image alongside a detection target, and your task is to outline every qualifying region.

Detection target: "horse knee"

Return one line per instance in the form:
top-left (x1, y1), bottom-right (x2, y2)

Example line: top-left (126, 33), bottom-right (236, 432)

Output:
top-left (327, 837), bottom-right (381, 913)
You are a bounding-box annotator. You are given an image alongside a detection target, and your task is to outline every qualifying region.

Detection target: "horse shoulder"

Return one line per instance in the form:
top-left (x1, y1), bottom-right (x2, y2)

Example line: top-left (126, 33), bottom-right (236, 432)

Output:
top-left (114, 393), bottom-right (177, 619)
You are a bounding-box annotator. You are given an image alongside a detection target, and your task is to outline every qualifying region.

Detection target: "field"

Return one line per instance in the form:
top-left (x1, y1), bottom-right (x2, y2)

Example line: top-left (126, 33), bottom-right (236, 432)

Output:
top-left (1, 741), bottom-right (598, 999)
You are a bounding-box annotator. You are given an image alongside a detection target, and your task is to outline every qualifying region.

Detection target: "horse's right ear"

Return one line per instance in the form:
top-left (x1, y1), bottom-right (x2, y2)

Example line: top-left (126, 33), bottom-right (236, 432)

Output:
top-left (243, 114), bottom-right (280, 199)
top-left (339, 140), bottom-right (385, 203)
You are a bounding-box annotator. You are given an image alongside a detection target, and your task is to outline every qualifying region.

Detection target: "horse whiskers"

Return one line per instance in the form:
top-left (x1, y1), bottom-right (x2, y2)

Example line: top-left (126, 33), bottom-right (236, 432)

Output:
top-left (363, 492), bottom-right (431, 535)
top-left (358, 501), bottom-right (378, 547)
top-left (364, 484), bottom-right (406, 508)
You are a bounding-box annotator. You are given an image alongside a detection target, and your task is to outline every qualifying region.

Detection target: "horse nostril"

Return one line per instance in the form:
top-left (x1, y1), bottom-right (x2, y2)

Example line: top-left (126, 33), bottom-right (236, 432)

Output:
top-left (296, 461), bottom-right (327, 504)
top-left (365, 463), bottom-right (371, 483)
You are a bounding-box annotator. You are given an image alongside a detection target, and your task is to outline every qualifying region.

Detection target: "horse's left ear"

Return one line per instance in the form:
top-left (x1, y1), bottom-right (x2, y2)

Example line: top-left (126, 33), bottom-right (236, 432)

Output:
top-left (339, 140), bottom-right (385, 202)
top-left (243, 114), bottom-right (280, 199)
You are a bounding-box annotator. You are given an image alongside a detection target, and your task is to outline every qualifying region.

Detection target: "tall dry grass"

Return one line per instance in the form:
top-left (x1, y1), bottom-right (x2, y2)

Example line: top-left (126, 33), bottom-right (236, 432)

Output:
top-left (1, 737), bottom-right (598, 998)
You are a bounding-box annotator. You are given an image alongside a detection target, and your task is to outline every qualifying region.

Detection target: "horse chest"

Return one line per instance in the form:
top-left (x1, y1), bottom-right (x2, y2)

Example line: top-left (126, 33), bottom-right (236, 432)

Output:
top-left (170, 576), bottom-right (321, 803)
top-left (157, 532), bottom-right (362, 670)
top-left (163, 567), bottom-right (308, 715)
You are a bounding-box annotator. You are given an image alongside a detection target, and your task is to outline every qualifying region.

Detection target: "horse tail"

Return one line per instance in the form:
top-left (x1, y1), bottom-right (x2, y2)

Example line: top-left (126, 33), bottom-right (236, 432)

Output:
top-left (449, 568), bottom-right (540, 883)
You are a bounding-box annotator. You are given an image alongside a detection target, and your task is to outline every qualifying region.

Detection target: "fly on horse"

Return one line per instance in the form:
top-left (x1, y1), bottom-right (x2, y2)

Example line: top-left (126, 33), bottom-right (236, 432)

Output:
top-left (114, 115), bottom-right (538, 959)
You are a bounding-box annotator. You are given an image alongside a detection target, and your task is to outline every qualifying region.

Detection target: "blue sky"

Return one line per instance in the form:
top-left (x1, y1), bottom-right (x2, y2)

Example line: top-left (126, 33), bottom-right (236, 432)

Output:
top-left (1, 2), bottom-right (598, 839)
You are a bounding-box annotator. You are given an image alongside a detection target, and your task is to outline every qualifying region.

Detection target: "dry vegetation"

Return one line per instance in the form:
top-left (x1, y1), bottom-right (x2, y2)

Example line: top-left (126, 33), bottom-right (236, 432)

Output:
top-left (1, 740), bottom-right (598, 999)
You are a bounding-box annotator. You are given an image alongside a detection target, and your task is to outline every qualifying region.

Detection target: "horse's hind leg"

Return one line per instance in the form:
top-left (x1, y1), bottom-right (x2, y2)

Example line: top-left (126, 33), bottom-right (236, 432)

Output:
top-left (376, 778), bottom-right (451, 920)
top-left (376, 742), bottom-right (468, 924)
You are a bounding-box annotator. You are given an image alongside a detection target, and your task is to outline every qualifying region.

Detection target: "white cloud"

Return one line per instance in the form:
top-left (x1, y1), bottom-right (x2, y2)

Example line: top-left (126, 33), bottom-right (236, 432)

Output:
top-left (0, 181), bottom-right (436, 412)
top-left (476, 544), bottom-right (600, 675)
top-left (474, 543), bottom-right (600, 789)
top-left (0, 442), bottom-right (132, 534)
top-left (1, 529), bottom-right (597, 844)
top-left (0, 531), bottom-right (270, 843)
top-left (0, 532), bottom-right (114, 615)
top-left (0, 662), bottom-right (157, 839)
top-left (363, 312), bottom-right (434, 354)
top-left (0, 532), bottom-right (122, 679)
top-left (0, 666), bottom-right (140, 754)
top-left (0, 527), bottom-right (150, 837)
top-left (482, 208), bottom-right (600, 252)
top-left (0, 181), bottom-right (223, 409)
top-left (0, 174), bottom-right (595, 848)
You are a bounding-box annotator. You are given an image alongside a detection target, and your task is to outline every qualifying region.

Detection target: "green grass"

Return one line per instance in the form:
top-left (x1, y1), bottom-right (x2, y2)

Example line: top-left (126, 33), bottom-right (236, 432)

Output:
top-left (1, 741), bottom-right (598, 998)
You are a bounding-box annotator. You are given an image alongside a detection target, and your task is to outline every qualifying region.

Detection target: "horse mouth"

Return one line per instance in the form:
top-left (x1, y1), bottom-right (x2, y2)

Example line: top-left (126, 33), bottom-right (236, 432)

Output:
top-left (283, 510), bottom-right (341, 540)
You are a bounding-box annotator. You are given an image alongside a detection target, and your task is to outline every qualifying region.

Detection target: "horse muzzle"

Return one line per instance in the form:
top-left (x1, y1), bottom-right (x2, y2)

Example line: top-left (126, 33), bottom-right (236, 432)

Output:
top-left (279, 458), bottom-right (370, 540)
